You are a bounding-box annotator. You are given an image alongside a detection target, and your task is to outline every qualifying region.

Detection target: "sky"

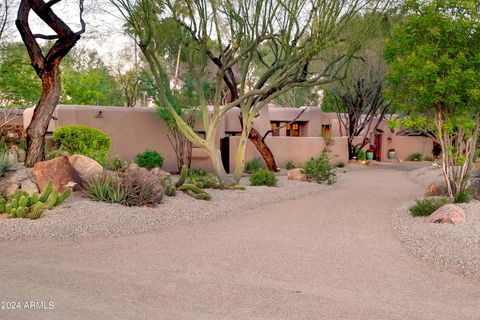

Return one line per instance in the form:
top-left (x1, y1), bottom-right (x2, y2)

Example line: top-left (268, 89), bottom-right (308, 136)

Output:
top-left (4, 0), bottom-right (134, 66)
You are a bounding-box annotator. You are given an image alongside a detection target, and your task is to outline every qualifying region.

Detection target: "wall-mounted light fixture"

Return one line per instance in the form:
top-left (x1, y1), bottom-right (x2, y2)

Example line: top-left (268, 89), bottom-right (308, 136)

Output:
top-left (95, 111), bottom-right (103, 119)
top-left (387, 137), bottom-right (392, 144)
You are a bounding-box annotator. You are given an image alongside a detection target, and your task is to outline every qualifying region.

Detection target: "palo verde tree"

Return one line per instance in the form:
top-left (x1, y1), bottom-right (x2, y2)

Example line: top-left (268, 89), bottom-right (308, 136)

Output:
top-left (16, 0), bottom-right (86, 167)
top-left (385, 0), bottom-right (480, 198)
top-left (0, 0), bottom-right (13, 43)
top-left (111, 0), bottom-right (385, 184)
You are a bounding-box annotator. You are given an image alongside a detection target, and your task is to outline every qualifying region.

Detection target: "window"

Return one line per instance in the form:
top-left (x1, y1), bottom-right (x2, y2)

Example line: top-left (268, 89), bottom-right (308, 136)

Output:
top-left (321, 125), bottom-right (331, 138)
top-left (286, 122), bottom-right (301, 137)
top-left (270, 121), bottom-right (280, 136)
top-left (225, 131), bottom-right (241, 137)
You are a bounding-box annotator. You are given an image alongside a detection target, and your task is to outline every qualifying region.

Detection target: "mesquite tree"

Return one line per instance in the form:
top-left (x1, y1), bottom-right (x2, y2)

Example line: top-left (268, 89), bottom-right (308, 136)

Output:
top-left (16, 0), bottom-right (86, 167)
top-left (329, 63), bottom-right (389, 159)
top-left (385, 0), bottom-right (480, 198)
top-left (111, 0), bottom-right (384, 184)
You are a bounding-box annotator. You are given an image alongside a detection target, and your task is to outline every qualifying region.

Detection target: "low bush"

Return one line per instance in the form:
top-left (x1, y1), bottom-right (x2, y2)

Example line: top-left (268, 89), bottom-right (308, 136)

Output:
top-left (52, 125), bottom-right (110, 164)
top-left (188, 168), bottom-right (209, 178)
top-left (135, 150), bottom-right (164, 170)
top-left (454, 187), bottom-right (474, 204)
top-left (356, 150), bottom-right (367, 161)
top-left (245, 157), bottom-right (265, 174)
top-left (105, 155), bottom-right (128, 172)
top-left (286, 160), bottom-right (296, 170)
top-left (407, 153), bottom-right (423, 161)
top-left (303, 154), bottom-right (337, 185)
top-left (85, 170), bottom-right (164, 206)
top-left (0, 145), bottom-right (10, 177)
top-left (409, 197), bottom-right (449, 217)
top-left (249, 168), bottom-right (277, 186)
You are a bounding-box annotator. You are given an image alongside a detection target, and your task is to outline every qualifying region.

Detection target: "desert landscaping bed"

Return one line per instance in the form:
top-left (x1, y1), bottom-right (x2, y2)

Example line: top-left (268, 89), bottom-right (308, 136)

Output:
top-left (393, 166), bottom-right (480, 278)
top-left (0, 176), bottom-right (329, 242)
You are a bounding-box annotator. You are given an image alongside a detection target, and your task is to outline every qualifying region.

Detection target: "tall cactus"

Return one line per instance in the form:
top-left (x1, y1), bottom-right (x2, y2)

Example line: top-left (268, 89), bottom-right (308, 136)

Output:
top-left (56, 188), bottom-right (72, 206)
top-left (39, 181), bottom-right (53, 203)
top-left (175, 165), bottom-right (188, 188)
top-left (45, 190), bottom-right (59, 210)
top-left (28, 202), bottom-right (45, 220)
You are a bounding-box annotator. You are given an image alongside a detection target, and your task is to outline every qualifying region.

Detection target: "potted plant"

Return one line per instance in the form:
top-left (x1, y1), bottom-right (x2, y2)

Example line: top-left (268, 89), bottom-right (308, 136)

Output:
top-left (366, 148), bottom-right (375, 161)
top-left (388, 148), bottom-right (396, 159)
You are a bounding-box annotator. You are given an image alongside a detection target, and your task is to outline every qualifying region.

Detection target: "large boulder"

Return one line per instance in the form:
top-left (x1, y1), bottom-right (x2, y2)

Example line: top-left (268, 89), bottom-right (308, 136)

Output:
top-left (426, 204), bottom-right (466, 224)
top-left (7, 147), bottom-right (19, 165)
top-left (68, 155), bottom-right (103, 182)
top-left (287, 168), bottom-right (308, 181)
top-left (33, 156), bottom-right (82, 192)
top-left (0, 167), bottom-right (32, 196)
top-left (425, 183), bottom-right (447, 197)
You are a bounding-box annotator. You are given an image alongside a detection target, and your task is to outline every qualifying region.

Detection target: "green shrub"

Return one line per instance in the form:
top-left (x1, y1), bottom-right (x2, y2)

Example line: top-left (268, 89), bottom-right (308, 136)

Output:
top-left (303, 154), bottom-right (337, 185)
top-left (407, 153), bottom-right (423, 161)
top-left (356, 150), bottom-right (366, 161)
top-left (249, 168), bottom-right (277, 186)
top-left (245, 157), bottom-right (265, 174)
top-left (52, 125), bottom-right (110, 163)
top-left (135, 150), bottom-right (164, 170)
top-left (0, 147), bottom-right (10, 177)
top-left (286, 160), bottom-right (296, 170)
top-left (105, 155), bottom-right (128, 172)
top-left (454, 187), bottom-right (474, 204)
top-left (409, 197), bottom-right (449, 217)
top-left (188, 168), bottom-right (209, 178)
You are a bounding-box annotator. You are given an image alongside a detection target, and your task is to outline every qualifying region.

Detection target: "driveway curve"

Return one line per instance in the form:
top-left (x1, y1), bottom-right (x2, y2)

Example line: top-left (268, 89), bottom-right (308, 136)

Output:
top-left (1, 166), bottom-right (479, 320)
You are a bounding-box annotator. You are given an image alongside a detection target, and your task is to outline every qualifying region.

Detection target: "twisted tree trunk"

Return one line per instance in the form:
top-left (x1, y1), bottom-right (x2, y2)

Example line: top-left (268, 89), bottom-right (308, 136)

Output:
top-left (16, 0), bottom-right (85, 167)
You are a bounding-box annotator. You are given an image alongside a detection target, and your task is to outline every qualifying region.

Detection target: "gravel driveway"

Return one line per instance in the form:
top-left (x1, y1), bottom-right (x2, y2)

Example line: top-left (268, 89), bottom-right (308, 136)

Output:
top-left (1, 165), bottom-right (479, 320)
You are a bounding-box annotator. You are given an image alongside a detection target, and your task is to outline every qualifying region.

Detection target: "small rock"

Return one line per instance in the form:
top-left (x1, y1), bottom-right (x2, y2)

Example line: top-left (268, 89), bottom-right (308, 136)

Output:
top-left (21, 179), bottom-right (39, 195)
top-left (151, 167), bottom-right (169, 177)
top-left (7, 147), bottom-right (19, 165)
top-left (287, 168), bottom-right (307, 181)
top-left (16, 148), bottom-right (26, 162)
top-left (425, 183), bottom-right (447, 197)
top-left (33, 156), bottom-right (82, 192)
top-left (68, 155), bottom-right (103, 183)
top-left (426, 204), bottom-right (465, 224)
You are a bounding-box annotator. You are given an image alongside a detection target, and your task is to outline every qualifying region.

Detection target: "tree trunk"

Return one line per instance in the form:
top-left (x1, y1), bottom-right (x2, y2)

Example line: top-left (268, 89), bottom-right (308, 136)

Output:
top-left (25, 66), bottom-right (61, 167)
top-left (249, 127), bottom-right (278, 171)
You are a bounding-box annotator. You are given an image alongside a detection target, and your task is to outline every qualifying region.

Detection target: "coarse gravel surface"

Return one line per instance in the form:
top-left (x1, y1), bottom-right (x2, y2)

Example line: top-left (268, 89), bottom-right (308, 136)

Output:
top-left (0, 176), bottom-right (330, 242)
top-left (392, 165), bottom-right (480, 279)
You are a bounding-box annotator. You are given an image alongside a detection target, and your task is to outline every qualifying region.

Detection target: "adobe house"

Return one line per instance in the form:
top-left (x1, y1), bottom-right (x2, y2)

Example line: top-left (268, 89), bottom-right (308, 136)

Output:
top-left (23, 105), bottom-right (433, 173)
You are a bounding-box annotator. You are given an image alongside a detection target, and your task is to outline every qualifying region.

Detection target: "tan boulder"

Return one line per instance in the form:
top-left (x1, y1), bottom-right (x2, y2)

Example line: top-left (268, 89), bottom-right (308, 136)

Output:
top-left (5, 183), bottom-right (19, 197)
top-left (426, 204), bottom-right (465, 224)
top-left (33, 156), bottom-right (81, 192)
top-left (287, 168), bottom-right (308, 181)
top-left (68, 155), bottom-right (103, 182)
top-left (425, 183), bottom-right (447, 197)
top-left (16, 147), bottom-right (26, 162)
top-left (21, 179), bottom-right (39, 195)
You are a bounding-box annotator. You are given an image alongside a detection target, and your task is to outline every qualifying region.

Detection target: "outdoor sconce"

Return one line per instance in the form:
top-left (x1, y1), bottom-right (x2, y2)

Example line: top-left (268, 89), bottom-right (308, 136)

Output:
top-left (95, 111), bottom-right (103, 119)
top-left (387, 137), bottom-right (392, 144)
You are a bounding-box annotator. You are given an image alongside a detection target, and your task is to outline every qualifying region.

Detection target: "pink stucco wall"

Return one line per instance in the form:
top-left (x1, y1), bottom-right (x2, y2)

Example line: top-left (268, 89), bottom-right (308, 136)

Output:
top-left (228, 136), bottom-right (349, 172)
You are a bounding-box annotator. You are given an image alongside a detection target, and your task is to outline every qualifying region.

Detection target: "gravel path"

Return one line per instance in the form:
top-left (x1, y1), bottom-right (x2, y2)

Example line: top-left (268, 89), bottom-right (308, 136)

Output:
top-left (2, 166), bottom-right (480, 320)
top-left (0, 176), bottom-right (329, 242)
top-left (392, 166), bottom-right (480, 279)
